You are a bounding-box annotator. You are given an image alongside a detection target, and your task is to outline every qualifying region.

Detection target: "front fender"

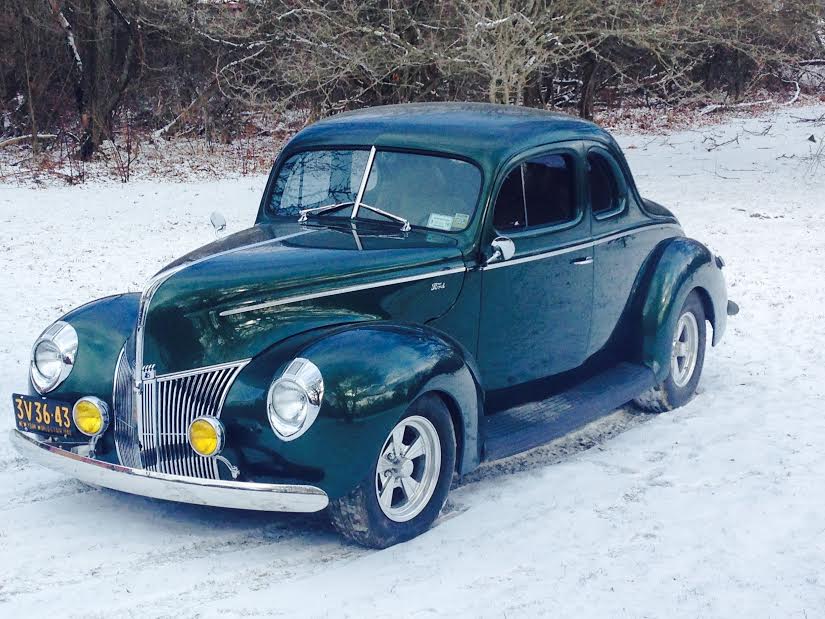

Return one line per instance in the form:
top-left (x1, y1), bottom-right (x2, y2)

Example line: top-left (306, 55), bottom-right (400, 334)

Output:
top-left (24, 293), bottom-right (139, 453)
top-left (640, 237), bottom-right (727, 380)
top-left (220, 322), bottom-right (483, 500)
top-left (27, 294), bottom-right (139, 402)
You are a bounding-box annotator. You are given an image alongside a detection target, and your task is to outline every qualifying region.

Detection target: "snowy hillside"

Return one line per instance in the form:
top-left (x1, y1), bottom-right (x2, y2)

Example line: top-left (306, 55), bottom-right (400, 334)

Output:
top-left (1, 105), bottom-right (824, 617)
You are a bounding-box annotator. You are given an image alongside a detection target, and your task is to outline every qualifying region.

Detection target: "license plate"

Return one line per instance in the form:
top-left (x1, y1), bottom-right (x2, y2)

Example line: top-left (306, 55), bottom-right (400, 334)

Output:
top-left (13, 393), bottom-right (73, 436)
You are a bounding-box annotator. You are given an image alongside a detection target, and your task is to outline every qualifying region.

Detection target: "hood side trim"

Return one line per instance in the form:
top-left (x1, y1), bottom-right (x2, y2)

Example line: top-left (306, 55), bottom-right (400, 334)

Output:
top-left (219, 265), bottom-right (468, 317)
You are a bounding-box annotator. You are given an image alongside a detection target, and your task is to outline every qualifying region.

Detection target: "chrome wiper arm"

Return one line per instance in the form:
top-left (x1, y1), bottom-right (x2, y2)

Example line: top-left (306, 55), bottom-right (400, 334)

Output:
top-left (298, 201), bottom-right (356, 223)
top-left (297, 146), bottom-right (409, 232)
top-left (351, 146), bottom-right (376, 220)
top-left (354, 203), bottom-right (411, 232)
top-left (298, 200), bottom-right (410, 232)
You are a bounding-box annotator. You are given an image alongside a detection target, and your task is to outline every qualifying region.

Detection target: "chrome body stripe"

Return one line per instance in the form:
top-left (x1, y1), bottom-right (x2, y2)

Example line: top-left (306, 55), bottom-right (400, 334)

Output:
top-left (219, 265), bottom-right (468, 317)
top-left (217, 223), bottom-right (680, 317)
top-left (481, 223), bottom-right (682, 271)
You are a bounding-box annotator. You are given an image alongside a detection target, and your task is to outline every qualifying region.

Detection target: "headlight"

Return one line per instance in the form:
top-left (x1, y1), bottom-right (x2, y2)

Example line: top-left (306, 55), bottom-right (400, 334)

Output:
top-left (30, 321), bottom-right (78, 394)
top-left (188, 416), bottom-right (225, 457)
top-left (267, 358), bottom-right (323, 441)
top-left (72, 396), bottom-right (110, 437)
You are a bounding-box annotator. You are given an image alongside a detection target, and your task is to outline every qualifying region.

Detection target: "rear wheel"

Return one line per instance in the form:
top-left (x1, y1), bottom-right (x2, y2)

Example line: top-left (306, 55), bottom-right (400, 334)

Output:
top-left (634, 290), bottom-right (707, 413)
top-left (328, 394), bottom-right (456, 548)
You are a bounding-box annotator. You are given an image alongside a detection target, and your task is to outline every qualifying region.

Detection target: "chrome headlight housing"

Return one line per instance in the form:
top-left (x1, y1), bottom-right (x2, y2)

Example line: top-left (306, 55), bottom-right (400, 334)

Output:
top-left (267, 358), bottom-right (324, 441)
top-left (30, 321), bottom-right (78, 394)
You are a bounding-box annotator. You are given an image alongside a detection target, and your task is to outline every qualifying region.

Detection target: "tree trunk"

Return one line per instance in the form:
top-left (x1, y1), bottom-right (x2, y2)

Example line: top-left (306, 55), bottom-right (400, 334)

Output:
top-left (80, 0), bottom-right (142, 161)
top-left (578, 56), bottom-right (601, 120)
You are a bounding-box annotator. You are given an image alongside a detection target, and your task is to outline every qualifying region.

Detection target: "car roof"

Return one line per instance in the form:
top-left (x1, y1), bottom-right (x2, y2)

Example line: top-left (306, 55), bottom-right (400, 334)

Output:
top-left (283, 102), bottom-right (617, 173)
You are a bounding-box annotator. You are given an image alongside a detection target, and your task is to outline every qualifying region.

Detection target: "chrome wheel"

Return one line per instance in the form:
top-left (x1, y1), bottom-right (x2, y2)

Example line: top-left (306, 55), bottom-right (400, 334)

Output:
top-left (671, 311), bottom-right (699, 388)
top-left (375, 415), bottom-right (442, 523)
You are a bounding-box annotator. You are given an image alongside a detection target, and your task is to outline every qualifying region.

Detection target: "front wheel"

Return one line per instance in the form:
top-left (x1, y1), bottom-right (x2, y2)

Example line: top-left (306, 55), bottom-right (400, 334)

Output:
top-left (328, 394), bottom-right (456, 548)
top-left (634, 290), bottom-right (707, 413)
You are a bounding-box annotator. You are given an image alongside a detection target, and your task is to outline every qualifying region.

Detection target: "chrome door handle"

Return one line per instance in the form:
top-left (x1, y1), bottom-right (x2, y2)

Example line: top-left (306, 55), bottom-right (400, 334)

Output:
top-left (570, 256), bottom-right (593, 265)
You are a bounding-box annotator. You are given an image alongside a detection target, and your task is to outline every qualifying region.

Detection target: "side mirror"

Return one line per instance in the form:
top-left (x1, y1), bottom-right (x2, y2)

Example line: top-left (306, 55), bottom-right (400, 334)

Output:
top-left (210, 211), bottom-right (227, 237)
top-left (488, 236), bottom-right (515, 265)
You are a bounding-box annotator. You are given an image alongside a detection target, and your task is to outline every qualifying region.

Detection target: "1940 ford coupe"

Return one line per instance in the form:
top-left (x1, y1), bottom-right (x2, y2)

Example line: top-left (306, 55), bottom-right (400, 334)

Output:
top-left (11, 103), bottom-right (735, 547)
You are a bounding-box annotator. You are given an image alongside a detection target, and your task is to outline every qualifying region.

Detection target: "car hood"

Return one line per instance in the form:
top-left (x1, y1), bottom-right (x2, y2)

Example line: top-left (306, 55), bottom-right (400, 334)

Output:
top-left (141, 221), bottom-right (467, 374)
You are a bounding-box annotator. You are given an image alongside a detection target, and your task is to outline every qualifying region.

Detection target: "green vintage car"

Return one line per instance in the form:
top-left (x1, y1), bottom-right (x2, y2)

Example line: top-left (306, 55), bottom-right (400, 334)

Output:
top-left (11, 103), bottom-right (735, 547)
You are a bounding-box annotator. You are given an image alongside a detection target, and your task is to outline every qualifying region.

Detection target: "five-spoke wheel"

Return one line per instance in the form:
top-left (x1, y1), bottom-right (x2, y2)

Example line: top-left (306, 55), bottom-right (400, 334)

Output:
top-left (671, 310), bottom-right (700, 388)
top-left (328, 395), bottom-right (455, 548)
top-left (634, 290), bottom-right (707, 413)
top-left (375, 415), bottom-right (442, 522)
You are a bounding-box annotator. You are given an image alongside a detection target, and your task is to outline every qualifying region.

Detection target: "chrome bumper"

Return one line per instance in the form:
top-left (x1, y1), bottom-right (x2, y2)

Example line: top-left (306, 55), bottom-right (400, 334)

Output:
top-left (10, 430), bottom-right (329, 512)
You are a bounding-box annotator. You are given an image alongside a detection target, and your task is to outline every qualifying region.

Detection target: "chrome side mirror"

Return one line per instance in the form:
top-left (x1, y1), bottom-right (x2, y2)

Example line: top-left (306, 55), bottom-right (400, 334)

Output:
top-left (488, 236), bottom-right (515, 265)
top-left (210, 211), bottom-right (227, 237)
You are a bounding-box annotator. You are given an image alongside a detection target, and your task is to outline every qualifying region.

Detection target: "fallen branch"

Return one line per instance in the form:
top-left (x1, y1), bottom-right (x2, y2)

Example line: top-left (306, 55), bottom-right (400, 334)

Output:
top-left (792, 113), bottom-right (825, 124)
top-left (0, 134), bottom-right (59, 149)
top-left (151, 90), bottom-right (207, 140)
top-left (782, 81), bottom-right (800, 106)
top-left (699, 99), bottom-right (773, 115)
top-left (705, 134), bottom-right (740, 151)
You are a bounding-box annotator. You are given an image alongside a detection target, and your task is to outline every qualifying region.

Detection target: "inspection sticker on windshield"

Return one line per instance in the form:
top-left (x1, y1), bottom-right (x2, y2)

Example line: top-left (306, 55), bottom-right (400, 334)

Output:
top-left (452, 213), bottom-right (470, 229)
top-left (427, 213), bottom-right (454, 231)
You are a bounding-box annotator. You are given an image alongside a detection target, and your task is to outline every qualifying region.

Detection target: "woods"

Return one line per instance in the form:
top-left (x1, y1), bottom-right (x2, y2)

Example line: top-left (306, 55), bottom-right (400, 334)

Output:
top-left (1, 0), bottom-right (824, 161)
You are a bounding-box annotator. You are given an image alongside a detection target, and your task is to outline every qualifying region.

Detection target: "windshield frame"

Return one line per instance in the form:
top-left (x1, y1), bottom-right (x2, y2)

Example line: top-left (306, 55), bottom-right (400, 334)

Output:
top-left (261, 145), bottom-right (486, 234)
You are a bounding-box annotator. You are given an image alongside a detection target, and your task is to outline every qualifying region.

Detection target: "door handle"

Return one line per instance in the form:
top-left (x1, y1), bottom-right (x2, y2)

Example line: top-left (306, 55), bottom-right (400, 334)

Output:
top-left (570, 256), bottom-right (593, 265)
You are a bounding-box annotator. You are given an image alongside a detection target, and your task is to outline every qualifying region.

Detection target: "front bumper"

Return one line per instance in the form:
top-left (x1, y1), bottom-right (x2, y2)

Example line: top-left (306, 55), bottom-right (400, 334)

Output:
top-left (10, 429), bottom-right (329, 512)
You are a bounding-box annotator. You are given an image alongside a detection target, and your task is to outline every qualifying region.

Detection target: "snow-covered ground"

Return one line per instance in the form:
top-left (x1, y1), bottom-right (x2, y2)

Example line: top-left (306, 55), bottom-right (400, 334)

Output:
top-left (1, 105), bottom-right (824, 618)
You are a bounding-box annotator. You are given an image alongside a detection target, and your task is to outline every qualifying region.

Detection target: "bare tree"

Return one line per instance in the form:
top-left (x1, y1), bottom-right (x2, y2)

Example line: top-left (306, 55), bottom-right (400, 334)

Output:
top-left (2, 0), bottom-right (824, 165)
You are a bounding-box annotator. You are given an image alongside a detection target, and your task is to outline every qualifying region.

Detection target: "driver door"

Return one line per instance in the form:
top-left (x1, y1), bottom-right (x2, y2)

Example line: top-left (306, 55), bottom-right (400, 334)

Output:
top-left (478, 147), bottom-right (593, 391)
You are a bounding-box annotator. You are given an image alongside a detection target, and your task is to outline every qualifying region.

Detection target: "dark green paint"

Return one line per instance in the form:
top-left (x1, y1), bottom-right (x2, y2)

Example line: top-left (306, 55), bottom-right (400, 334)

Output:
top-left (220, 323), bottom-right (481, 498)
top-left (27, 293), bottom-right (138, 459)
top-left (146, 221), bottom-right (465, 374)
top-left (25, 103), bottom-right (728, 500)
top-left (639, 237), bottom-right (727, 380)
top-left (476, 142), bottom-right (594, 389)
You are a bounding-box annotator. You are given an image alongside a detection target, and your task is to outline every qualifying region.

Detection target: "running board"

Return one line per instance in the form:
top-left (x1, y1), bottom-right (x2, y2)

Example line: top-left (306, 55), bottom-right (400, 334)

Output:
top-left (482, 363), bottom-right (657, 462)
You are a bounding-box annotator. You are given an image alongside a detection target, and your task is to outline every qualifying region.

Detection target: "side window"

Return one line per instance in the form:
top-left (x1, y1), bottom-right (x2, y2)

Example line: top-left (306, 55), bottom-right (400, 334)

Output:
top-left (492, 166), bottom-right (526, 230)
top-left (523, 154), bottom-right (576, 227)
top-left (493, 153), bottom-right (578, 231)
top-left (587, 151), bottom-right (622, 217)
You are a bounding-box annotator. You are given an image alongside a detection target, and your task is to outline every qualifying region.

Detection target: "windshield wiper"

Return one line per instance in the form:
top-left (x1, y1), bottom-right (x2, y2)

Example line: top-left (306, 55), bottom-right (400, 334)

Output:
top-left (299, 201), bottom-right (411, 232)
top-left (298, 201), bottom-right (356, 222)
top-left (297, 146), bottom-right (411, 232)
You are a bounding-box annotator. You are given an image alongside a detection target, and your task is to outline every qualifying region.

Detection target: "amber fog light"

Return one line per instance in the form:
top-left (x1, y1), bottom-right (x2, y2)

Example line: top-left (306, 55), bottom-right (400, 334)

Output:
top-left (72, 397), bottom-right (109, 437)
top-left (188, 417), bottom-right (225, 457)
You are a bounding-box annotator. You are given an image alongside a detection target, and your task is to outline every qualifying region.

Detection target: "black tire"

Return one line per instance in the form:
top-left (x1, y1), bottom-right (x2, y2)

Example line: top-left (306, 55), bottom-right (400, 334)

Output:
top-left (634, 290), bottom-right (707, 413)
top-left (328, 394), bottom-right (456, 548)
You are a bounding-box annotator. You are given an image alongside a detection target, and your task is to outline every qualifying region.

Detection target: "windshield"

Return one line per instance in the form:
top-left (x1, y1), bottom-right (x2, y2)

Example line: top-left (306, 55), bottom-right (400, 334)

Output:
top-left (268, 148), bottom-right (482, 232)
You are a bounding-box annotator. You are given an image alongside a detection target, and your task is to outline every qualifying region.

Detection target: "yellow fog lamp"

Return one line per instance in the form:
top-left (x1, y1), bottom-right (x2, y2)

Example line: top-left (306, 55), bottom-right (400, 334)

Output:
top-left (187, 417), bottom-right (225, 457)
top-left (72, 396), bottom-right (110, 437)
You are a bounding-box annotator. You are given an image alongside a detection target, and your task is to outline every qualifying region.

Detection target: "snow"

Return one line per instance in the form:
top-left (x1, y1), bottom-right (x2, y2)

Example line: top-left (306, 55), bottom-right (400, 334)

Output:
top-left (1, 105), bottom-right (825, 617)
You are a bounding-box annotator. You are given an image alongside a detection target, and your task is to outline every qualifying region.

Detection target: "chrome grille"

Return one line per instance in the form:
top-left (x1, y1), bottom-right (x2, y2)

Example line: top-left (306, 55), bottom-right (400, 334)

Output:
top-left (113, 348), bottom-right (141, 468)
top-left (113, 347), bottom-right (247, 479)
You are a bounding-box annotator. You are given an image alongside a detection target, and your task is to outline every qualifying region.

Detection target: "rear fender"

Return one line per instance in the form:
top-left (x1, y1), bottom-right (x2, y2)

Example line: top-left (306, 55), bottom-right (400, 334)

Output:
top-left (639, 237), bottom-right (727, 381)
